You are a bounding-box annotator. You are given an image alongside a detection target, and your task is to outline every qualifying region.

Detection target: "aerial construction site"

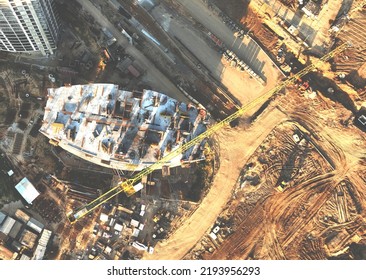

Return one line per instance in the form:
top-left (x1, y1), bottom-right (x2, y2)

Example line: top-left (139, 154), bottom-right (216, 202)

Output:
top-left (40, 84), bottom-right (209, 171)
top-left (0, 0), bottom-right (366, 261)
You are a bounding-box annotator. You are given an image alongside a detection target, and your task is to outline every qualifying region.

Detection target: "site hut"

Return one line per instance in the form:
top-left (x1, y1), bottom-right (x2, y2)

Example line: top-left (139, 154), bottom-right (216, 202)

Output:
top-left (114, 222), bottom-right (123, 235)
top-left (0, 208), bottom-right (52, 259)
top-left (19, 228), bottom-right (38, 251)
top-left (8, 220), bottom-right (22, 240)
top-left (358, 115), bottom-right (366, 126)
top-left (14, 177), bottom-right (40, 207)
top-left (14, 209), bottom-right (31, 224)
top-left (354, 107), bottom-right (366, 132)
top-left (100, 213), bottom-right (109, 224)
top-left (32, 229), bottom-right (52, 260)
top-left (27, 217), bottom-right (44, 234)
top-left (0, 215), bottom-right (16, 236)
top-left (353, 105), bottom-right (366, 132)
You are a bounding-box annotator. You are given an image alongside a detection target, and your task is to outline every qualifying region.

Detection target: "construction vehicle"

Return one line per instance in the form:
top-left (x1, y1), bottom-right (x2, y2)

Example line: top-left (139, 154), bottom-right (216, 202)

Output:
top-left (276, 181), bottom-right (288, 193)
top-left (66, 42), bottom-right (350, 223)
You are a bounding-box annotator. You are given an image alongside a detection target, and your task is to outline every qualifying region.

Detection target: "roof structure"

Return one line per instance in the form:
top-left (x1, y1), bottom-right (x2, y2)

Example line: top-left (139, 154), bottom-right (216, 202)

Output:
top-left (27, 218), bottom-right (44, 233)
top-left (32, 229), bottom-right (52, 260)
top-left (19, 229), bottom-right (38, 249)
top-left (0, 216), bottom-right (16, 235)
top-left (20, 255), bottom-right (31, 260)
top-left (0, 245), bottom-right (14, 260)
top-left (40, 84), bottom-right (209, 171)
top-left (114, 223), bottom-right (123, 232)
top-left (100, 213), bottom-right (109, 223)
top-left (358, 115), bottom-right (366, 126)
top-left (14, 209), bottom-right (31, 224)
top-left (8, 221), bottom-right (22, 239)
top-left (137, 0), bottom-right (158, 11)
top-left (14, 178), bottom-right (40, 205)
top-left (0, 212), bottom-right (6, 225)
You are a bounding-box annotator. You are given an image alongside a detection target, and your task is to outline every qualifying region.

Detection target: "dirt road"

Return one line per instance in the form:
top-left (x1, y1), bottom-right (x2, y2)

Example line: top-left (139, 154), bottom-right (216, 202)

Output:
top-left (200, 84), bottom-right (366, 260)
top-left (76, 0), bottom-right (189, 103)
top-left (143, 106), bottom-right (287, 259)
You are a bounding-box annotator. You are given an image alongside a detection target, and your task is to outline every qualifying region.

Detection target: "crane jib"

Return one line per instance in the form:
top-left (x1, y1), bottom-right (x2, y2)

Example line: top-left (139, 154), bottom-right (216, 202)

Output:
top-left (67, 42), bottom-right (349, 223)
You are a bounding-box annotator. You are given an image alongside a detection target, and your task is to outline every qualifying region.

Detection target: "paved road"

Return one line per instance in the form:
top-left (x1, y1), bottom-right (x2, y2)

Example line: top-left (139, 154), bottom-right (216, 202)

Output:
top-left (150, 4), bottom-right (267, 104)
top-left (76, 0), bottom-right (189, 103)
top-left (152, 5), bottom-right (224, 78)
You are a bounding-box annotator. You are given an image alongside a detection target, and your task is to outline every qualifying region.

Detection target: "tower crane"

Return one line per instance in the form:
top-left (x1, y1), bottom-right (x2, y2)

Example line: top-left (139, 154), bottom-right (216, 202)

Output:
top-left (67, 42), bottom-right (350, 223)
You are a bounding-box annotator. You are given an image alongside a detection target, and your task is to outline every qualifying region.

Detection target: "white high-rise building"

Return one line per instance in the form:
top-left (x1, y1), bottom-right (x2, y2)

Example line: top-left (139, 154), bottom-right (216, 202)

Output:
top-left (0, 0), bottom-right (59, 55)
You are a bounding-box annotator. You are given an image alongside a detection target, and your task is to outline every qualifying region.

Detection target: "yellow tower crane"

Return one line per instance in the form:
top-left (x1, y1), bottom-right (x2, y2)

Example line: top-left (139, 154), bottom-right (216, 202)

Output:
top-left (67, 42), bottom-right (350, 223)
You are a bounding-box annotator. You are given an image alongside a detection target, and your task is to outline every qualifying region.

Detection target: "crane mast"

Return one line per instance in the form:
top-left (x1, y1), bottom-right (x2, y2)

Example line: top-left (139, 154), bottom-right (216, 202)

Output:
top-left (67, 42), bottom-right (349, 223)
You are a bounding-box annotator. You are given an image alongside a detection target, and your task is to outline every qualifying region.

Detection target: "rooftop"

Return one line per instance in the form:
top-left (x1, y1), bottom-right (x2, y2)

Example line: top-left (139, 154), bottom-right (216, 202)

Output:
top-left (14, 209), bottom-right (31, 224)
top-left (27, 218), bottom-right (44, 233)
top-left (19, 229), bottom-right (38, 249)
top-left (32, 229), bottom-right (52, 260)
top-left (40, 84), bottom-right (209, 171)
top-left (0, 245), bottom-right (14, 260)
top-left (14, 177), bottom-right (40, 205)
top-left (8, 221), bottom-right (22, 239)
top-left (358, 115), bottom-right (366, 126)
top-left (0, 212), bottom-right (6, 225)
top-left (0, 216), bottom-right (16, 235)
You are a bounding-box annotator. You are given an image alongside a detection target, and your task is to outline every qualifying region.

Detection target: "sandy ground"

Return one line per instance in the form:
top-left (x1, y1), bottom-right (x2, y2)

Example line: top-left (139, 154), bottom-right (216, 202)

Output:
top-left (198, 85), bottom-right (366, 260)
top-left (143, 106), bottom-right (287, 259)
top-left (358, 62), bottom-right (366, 79)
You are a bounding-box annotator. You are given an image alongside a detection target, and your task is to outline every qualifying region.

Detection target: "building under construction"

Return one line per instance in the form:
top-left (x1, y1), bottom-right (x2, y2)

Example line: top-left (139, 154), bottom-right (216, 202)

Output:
top-left (40, 84), bottom-right (209, 171)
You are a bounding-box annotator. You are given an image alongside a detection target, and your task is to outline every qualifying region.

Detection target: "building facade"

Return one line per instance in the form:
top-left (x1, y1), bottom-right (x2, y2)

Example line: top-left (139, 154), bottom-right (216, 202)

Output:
top-left (0, 0), bottom-right (59, 55)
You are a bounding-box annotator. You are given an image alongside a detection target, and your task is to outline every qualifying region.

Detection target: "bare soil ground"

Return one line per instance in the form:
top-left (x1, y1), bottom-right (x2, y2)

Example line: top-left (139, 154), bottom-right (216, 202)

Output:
top-left (142, 1), bottom-right (366, 261)
top-left (334, 8), bottom-right (366, 89)
top-left (143, 105), bottom-right (287, 259)
top-left (358, 63), bottom-right (366, 80)
top-left (181, 84), bottom-right (366, 260)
